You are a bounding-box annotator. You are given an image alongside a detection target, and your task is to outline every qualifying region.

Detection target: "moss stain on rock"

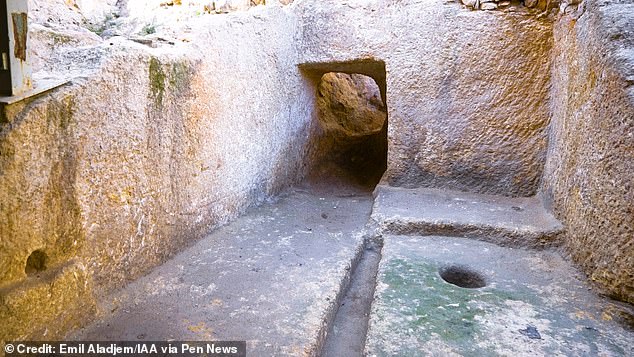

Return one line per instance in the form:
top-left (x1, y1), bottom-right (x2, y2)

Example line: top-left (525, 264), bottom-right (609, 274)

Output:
top-left (169, 61), bottom-right (193, 94)
top-left (378, 258), bottom-right (533, 356)
top-left (149, 57), bottom-right (166, 107)
top-left (49, 32), bottom-right (74, 45)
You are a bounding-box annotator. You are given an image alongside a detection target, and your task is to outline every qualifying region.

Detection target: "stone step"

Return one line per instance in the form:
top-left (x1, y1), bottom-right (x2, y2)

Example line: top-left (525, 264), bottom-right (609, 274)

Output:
top-left (68, 189), bottom-right (373, 356)
top-left (371, 185), bottom-right (564, 248)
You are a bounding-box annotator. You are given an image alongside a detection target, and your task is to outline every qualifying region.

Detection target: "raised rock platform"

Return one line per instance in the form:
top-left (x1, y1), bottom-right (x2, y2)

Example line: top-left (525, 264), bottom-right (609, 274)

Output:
top-left (371, 185), bottom-right (564, 248)
top-left (366, 235), bottom-right (634, 356)
top-left (68, 188), bottom-right (373, 356)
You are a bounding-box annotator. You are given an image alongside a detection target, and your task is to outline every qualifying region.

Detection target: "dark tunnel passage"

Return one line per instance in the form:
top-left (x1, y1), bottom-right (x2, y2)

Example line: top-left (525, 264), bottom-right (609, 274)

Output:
top-left (307, 71), bottom-right (388, 192)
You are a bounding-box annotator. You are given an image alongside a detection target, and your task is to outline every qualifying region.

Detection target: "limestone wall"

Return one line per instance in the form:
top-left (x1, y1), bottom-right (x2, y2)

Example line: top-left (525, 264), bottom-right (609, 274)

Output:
top-left (542, 0), bottom-right (634, 303)
top-left (300, 0), bottom-right (554, 197)
top-left (1, 5), bottom-right (311, 339)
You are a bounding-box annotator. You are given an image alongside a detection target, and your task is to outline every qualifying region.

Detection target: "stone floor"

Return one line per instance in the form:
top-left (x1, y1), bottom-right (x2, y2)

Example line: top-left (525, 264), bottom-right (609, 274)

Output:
top-left (67, 184), bottom-right (634, 356)
top-left (69, 186), bottom-right (373, 355)
top-left (366, 236), bottom-right (634, 357)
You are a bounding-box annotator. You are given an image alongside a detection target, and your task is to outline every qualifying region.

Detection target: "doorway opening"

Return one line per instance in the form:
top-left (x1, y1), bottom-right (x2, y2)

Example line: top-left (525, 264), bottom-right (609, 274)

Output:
top-left (302, 63), bottom-right (388, 193)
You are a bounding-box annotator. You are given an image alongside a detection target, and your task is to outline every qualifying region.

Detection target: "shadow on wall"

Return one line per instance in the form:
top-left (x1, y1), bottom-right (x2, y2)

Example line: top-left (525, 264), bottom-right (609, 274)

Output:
top-left (300, 60), bottom-right (388, 192)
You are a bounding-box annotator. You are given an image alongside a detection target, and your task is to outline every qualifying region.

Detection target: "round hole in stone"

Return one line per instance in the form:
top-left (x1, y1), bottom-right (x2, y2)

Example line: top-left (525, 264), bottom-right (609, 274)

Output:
top-left (25, 250), bottom-right (47, 276)
top-left (439, 265), bottom-right (486, 289)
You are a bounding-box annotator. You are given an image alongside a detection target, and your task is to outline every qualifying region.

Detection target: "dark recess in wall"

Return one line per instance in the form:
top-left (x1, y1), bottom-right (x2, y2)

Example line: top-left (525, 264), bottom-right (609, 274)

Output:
top-left (310, 71), bottom-right (387, 191)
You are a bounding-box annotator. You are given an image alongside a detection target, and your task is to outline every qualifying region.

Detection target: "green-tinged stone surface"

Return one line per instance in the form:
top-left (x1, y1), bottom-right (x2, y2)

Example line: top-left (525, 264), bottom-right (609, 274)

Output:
top-left (366, 236), bottom-right (634, 356)
top-left (379, 259), bottom-right (519, 355)
top-left (148, 57), bottom-right (166, 107)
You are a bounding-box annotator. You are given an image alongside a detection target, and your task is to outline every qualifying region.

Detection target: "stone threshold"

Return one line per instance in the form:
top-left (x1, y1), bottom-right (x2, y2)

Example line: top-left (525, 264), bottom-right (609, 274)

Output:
top-left (371, 185), bottom-right (564, 248)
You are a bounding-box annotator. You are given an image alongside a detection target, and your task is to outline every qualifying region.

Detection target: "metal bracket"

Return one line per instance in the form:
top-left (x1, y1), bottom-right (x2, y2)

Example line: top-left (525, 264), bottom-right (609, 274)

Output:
top-left (1, 0), bottom-right (31, 97)
top-left (0, 77), bottom-right (70, 105)
top-left (0, 1), bottom-right (70, 107)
